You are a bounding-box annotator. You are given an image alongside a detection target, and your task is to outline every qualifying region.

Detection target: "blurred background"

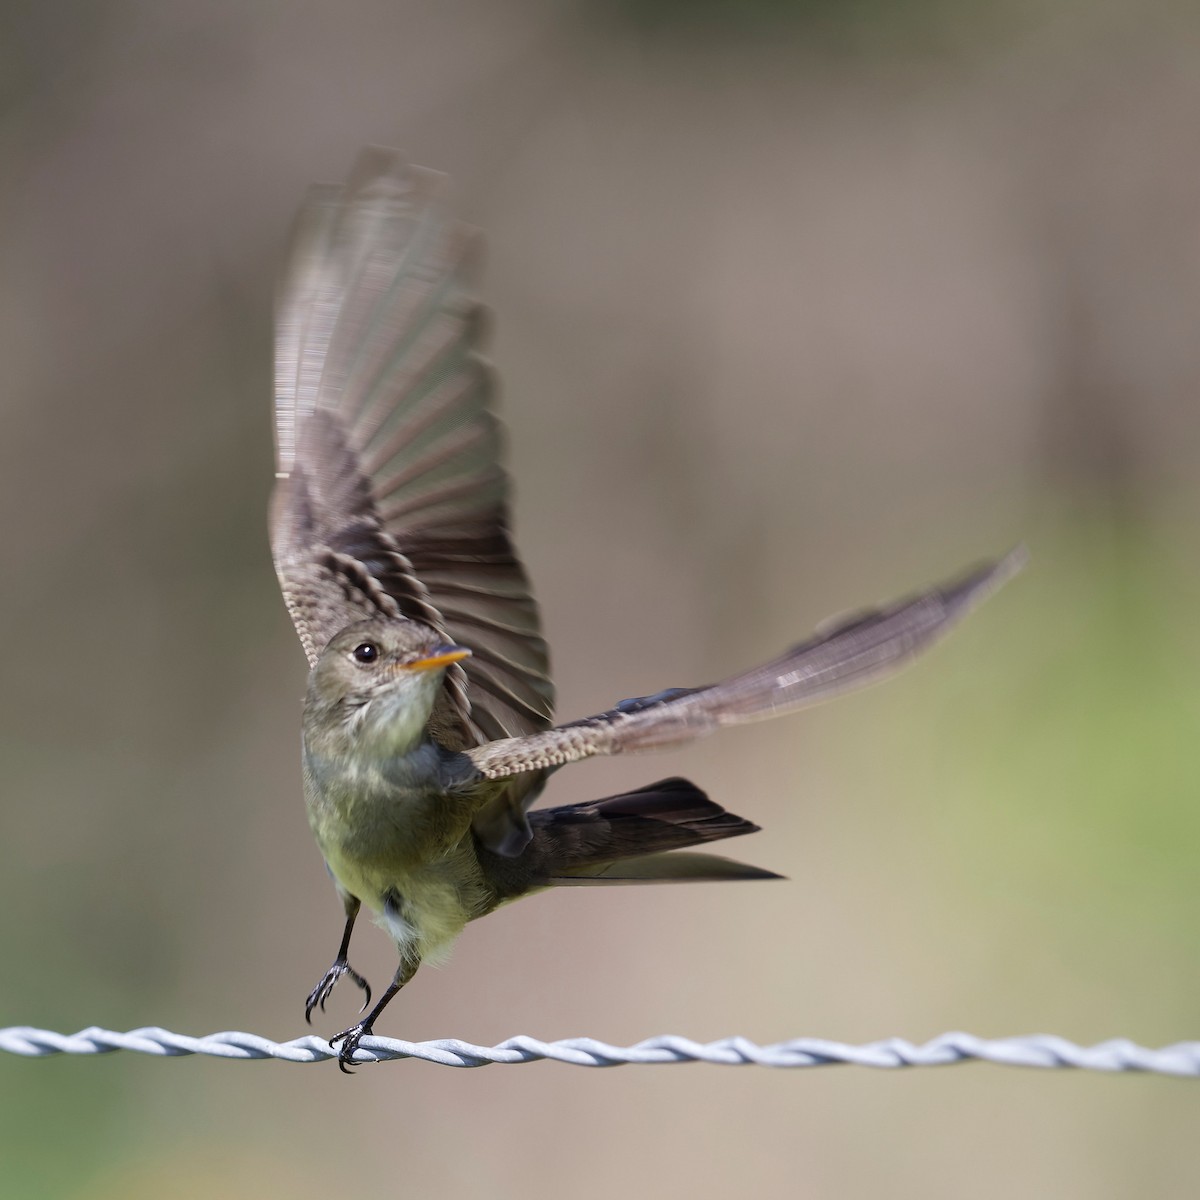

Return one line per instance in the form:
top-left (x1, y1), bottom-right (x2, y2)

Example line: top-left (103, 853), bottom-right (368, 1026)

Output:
top-left (2, 0), bottom-right (1199, 1196)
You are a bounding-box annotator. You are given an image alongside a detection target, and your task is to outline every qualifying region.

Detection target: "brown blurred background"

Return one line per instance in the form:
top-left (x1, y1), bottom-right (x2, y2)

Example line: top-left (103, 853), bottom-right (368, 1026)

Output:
top-left (2, 0), bottom-right (1200, 1196)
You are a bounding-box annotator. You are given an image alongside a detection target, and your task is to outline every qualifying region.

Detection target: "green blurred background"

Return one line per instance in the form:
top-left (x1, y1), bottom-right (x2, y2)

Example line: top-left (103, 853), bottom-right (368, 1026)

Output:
top-left (2, 0), bottom-right (1199, 1196)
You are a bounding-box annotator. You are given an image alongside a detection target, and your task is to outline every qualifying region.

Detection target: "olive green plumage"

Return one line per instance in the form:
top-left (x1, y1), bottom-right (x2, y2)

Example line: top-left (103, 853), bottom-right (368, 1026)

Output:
top-left (270, 149), bottom-right (1024, 1070)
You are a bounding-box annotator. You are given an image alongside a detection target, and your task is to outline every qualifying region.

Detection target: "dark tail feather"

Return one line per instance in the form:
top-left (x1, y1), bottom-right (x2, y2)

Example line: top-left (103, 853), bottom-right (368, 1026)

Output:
top-left (548, 850), bottom-right (783, 885)
top-left (483, 778), bottom-right (781, 894)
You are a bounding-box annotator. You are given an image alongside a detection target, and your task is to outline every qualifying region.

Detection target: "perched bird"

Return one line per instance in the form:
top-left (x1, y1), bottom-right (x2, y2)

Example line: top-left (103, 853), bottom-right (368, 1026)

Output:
top-left (270, 148), bottom-right (1024, 1071)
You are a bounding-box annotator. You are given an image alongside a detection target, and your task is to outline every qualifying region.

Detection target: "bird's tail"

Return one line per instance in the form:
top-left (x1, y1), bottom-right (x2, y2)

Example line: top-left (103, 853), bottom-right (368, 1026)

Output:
top-left (482, 777), bottom-right (780, 895)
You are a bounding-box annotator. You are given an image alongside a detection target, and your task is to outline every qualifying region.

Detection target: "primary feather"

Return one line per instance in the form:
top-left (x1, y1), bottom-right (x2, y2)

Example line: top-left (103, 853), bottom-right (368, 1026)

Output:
top-left (465, 547), bottom-right (1026, 779)
top-left (271, 148), bottom-right (553, 752)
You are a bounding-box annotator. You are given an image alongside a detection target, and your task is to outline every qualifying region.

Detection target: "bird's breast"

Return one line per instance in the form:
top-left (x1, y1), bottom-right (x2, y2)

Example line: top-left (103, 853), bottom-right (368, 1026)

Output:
top-left (303, 745), bottom-right (474, 865)
top-left (300, 741), bottom-right (493, 957)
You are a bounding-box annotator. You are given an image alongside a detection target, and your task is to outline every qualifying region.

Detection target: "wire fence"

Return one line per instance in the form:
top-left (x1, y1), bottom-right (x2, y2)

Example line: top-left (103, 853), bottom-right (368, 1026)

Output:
top-left (2, 1026), bottom-right (1197, 1072)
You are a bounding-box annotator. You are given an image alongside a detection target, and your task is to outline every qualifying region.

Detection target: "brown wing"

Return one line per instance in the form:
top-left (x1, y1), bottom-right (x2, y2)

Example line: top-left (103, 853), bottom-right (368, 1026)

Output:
top-left (466, 549), bottom-right (1025, 779)
top-left (271, 149), bottom-right (554, 750)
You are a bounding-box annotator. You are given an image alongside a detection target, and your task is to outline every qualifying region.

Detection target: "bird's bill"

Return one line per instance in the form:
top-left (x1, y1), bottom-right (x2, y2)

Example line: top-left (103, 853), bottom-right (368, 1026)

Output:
top-left (405, 645), bottom-right (472, 672)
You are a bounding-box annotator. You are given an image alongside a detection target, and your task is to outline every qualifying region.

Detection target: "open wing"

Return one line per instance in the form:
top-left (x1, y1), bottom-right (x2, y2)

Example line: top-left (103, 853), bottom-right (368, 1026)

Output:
top-left (270, 149), bottom-right (554, 750)
top-left (466, 548), bottom-right (1025, 779)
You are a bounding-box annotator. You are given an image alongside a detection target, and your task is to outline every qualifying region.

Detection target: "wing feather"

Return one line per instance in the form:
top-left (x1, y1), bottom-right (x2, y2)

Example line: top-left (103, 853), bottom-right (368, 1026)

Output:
top-left (466, 549), bottom-right (1026, 779)
top-left (271, 149), bottom-right (553, 751)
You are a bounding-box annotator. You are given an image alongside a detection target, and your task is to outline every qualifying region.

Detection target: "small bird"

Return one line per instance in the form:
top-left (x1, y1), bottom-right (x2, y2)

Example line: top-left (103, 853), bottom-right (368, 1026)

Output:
top-left (270, 149), bottom-right (1025, 1070)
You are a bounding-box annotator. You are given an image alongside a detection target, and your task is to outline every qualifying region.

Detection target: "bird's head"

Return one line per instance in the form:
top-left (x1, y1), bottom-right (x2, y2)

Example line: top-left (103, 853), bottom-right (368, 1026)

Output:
top-left (303, 617), bottom-right (471, 758)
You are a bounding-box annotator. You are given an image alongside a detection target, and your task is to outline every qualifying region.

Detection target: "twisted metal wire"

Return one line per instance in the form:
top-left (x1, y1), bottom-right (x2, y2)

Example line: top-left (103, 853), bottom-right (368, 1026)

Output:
top-left (2, 1026), bottom-right (1197, 1072)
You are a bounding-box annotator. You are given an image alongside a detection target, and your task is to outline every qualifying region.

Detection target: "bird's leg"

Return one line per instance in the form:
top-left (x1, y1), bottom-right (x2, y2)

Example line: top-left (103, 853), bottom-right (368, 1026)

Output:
top-left (304, 896), bottom-right (372, 1022)
top-left (329, 955), bottom-right (420, 1073)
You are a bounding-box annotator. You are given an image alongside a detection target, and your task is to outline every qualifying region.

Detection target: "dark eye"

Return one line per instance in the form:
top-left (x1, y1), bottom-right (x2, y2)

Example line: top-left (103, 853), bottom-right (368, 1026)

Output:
top-left (352, 642), bottom-right (380, 665)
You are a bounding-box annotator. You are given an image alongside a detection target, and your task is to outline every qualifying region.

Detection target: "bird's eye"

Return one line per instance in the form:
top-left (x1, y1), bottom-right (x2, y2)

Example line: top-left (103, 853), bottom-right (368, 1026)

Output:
top-left (352, 642), bottom-right (380, 665)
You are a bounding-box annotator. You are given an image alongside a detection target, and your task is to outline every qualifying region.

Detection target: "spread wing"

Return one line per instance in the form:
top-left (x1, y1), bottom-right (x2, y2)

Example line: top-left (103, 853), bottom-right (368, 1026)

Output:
top-left (466, 549), bottom-right (1025, 779)
top-left (270, 149), bottom-right (554, 750)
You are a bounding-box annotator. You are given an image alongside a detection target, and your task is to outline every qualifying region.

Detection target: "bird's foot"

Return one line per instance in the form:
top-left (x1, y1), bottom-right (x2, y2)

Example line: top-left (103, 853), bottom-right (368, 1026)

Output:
top-left (304, 958), bottom-right (372, 1024)
top-left (328, 1021), bottom-right (376, 1074)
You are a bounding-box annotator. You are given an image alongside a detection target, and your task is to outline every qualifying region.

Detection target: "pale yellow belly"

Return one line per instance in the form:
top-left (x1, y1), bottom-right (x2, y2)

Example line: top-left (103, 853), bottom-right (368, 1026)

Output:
top-left (323, 840), bottom-right (487, 964)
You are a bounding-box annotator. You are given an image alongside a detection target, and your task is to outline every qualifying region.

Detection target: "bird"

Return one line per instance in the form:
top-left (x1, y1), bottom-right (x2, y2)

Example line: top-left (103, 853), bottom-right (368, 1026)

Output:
top-left (269, 148), bottom-right (1025, 1071)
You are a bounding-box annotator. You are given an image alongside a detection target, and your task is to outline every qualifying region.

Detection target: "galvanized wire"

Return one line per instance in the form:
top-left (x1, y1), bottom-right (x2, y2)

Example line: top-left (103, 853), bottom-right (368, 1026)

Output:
top-left (1, 1026), bottom-right (1197, 1072)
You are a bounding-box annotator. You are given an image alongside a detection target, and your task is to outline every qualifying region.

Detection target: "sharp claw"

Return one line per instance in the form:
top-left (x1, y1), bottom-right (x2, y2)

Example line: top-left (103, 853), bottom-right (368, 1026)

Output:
top-left (328, 1022), bottom-right (374, 1073)
top-left (304, 959), bottom-right (372, 1024)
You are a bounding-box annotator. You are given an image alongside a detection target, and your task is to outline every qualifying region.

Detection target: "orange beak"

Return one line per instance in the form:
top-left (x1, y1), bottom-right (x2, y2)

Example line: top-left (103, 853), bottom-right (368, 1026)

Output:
top-left (404, 645), bottom-right (472, 672)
